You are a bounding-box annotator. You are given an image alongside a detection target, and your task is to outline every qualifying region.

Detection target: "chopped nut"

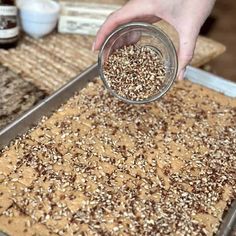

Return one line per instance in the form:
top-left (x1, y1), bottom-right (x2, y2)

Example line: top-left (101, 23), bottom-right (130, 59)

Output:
top-left (103, 45), bottom-right (167, 101)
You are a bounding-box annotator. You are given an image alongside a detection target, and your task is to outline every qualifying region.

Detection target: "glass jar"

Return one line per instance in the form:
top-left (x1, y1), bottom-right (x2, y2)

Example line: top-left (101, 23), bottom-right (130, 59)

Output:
top-left (0, 0), bottom-right (19, 49)
top-left (98, 22), bottom-right (178, 104)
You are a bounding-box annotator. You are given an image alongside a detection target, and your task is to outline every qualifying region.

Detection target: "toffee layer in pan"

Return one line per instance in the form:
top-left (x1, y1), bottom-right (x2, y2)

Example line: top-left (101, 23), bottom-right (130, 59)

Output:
top-left (0, 79), bottom-right (235, 236)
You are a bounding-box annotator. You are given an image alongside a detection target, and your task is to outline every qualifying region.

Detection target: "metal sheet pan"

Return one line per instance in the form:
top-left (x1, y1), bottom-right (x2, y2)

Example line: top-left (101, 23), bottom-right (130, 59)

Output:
top-left (0, 63), bottom-right (98, 150)
top-left (216, 200), bottom-right (236, 236)
top-left (185, 66), bottom-right (236, 98)
top-left (0, 64), bottom-right (235, 236)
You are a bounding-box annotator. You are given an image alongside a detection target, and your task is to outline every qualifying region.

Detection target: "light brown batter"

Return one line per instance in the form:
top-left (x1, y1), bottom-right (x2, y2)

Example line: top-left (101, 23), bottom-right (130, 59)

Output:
top-left (0, 79), bottom-right (235, 236)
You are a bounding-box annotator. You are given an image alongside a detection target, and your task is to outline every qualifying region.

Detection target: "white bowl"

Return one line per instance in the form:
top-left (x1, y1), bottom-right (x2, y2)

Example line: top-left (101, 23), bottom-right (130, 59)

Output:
top-left (19, 0), bottom-right (60, 38)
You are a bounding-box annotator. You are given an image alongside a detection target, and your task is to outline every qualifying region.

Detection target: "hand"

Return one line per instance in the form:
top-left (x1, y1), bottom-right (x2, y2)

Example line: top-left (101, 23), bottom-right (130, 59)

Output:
top-left (93, 0), bottom-right (216, 80)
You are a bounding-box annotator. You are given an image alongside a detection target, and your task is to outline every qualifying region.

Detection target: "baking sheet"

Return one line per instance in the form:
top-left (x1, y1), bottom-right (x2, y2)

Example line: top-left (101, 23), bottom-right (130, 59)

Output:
top-left (185, 66), bottom-right (236, 98)
top-left (216, 201), bottom-right (236, 236)
top-left (0, 233), bottom-right (8, 236)
top-left (0, 63), bottom-right (98, 150)
top-left (0, 64), bottom-right (235, 236)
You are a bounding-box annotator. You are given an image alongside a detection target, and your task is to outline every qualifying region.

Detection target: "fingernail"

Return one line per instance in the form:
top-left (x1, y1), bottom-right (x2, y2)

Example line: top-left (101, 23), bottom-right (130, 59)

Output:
top-left (92, 41), bottom-right (96, 52)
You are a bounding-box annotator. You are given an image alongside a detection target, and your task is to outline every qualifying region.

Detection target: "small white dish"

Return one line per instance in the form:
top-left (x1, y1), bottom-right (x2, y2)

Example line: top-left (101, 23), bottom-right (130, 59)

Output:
top-left (19, 0), bottom-right (60, 38)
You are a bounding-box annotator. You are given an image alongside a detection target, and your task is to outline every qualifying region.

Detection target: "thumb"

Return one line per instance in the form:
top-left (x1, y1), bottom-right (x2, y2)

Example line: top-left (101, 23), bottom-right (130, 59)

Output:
top-left (177, 31), bottom-right (198, 80)
top-left (93, 0), bottom-right (155, 51)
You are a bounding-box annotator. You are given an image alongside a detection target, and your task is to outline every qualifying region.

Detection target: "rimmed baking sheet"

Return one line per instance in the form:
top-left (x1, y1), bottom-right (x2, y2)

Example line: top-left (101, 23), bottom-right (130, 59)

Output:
top-left (0, 64), bottom-right (235, 235)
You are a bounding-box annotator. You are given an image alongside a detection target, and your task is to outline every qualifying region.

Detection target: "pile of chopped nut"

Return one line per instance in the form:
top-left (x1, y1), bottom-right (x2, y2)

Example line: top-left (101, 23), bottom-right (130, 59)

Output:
top-left (103, 45), bottom-right (166, 101)
top-left (0, 79), bottom-right (236, 236)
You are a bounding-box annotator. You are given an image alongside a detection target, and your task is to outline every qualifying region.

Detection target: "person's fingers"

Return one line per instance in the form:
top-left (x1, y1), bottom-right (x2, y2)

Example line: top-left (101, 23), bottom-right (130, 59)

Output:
top-left (177, 30), bottom-right (198, 80)
top-left (93, 0), bottom-right (156, 51)
top-left (112, 31), bottom-right (141, 51)
top-left (101, 31), bottom-right (142, 62)
top-left (92, 11), bottom-right (121, 51)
